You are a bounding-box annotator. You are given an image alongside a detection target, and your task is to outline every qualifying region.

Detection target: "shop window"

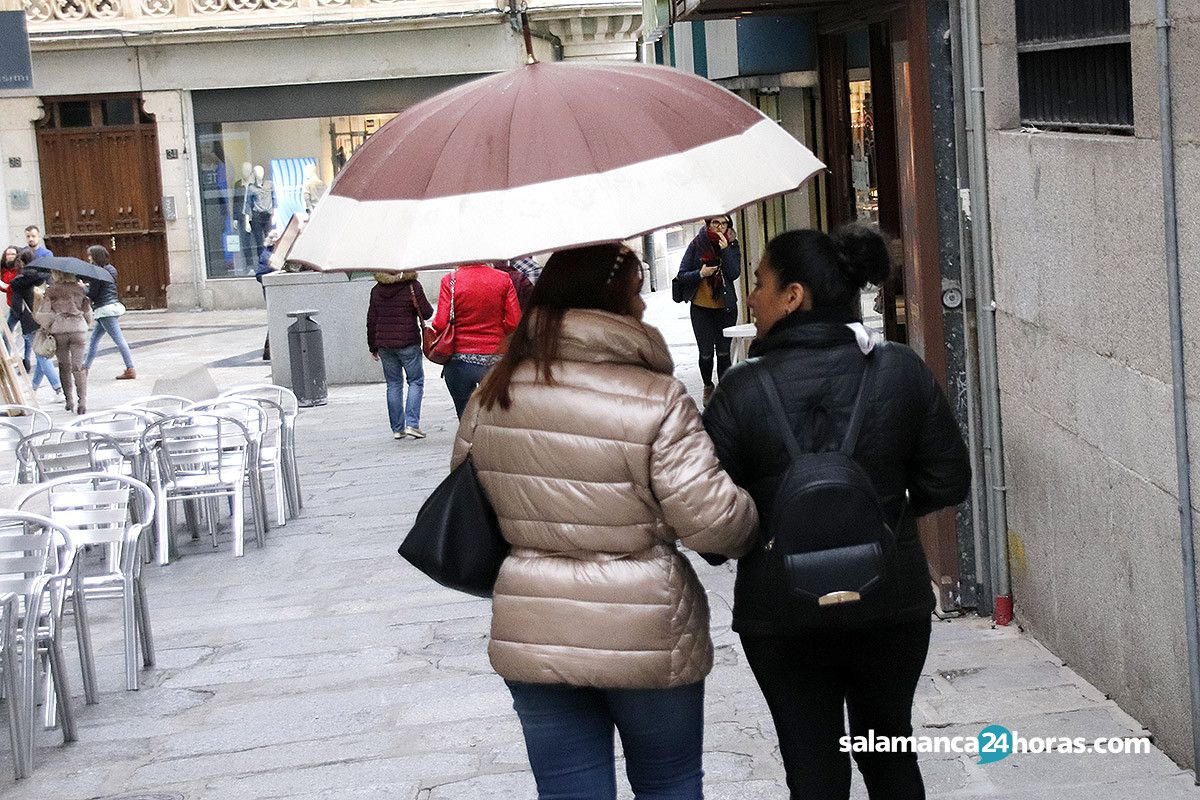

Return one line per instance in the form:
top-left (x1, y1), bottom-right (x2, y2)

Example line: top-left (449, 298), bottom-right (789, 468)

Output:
top-left (195, 113), bottom-right (395, 279)
top-left (102, 98), bottom-right (135, 126)
top-left (1015, 0), bottom-right (1133, 133)
top-left (58, 101), bottom-right (92, 128)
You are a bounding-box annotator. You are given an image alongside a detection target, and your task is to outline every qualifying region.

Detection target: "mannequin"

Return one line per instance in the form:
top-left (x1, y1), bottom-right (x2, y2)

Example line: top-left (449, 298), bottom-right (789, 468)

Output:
top-left (242, 164), bottom-right (275, 261)
top-left (233, 162), bottom-right (256, 270)
top-left (302, 164), bottom-right (326, 215)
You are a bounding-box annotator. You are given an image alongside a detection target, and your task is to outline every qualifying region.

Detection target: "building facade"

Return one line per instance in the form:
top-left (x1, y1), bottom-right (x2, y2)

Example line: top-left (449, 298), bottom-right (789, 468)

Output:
top-left (0, 0), bottom-right (641, 310)
top-left (981, 0), bottom-right (1199, 768)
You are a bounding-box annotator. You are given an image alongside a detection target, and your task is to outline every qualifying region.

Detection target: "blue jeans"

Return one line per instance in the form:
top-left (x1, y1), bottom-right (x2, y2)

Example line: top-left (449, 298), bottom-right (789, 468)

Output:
top-left (378, 345), bottom-right (424, 431)
top-left (443, 358), bottom-right (492, 419)
top-left (84, 315), bottom-right (134, 370)
top-left (23, 333), bottom-right (60, 391)
top-left (507, 681), bottom-right (705, 800)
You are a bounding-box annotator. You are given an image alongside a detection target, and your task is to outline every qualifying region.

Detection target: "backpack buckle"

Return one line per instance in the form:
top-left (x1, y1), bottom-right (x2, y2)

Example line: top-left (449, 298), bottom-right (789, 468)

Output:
top-left (818, 590), bottom-right (862, 606)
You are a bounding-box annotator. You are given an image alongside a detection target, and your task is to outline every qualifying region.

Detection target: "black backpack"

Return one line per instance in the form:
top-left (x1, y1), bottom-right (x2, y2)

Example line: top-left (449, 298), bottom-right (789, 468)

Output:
top-left (754, 351), bottom-right (904, 607)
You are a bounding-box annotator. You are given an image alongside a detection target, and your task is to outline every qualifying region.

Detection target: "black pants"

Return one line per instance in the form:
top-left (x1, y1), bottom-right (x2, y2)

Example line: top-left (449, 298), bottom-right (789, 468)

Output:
top-left (740, 619), bottom-right (932, 800)
top-left (690, 304), bottom-right (736, 386)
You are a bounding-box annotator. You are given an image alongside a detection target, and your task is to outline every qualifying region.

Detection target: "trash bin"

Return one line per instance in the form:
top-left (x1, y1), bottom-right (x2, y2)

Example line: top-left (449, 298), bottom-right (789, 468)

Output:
top-left (287, 310), bottom-right (327, 407)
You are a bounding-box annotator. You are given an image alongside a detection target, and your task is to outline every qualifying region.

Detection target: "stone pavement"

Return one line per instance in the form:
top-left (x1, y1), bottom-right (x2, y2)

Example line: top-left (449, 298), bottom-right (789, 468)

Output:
top-left (0, 298), bottom-right (1195, 799)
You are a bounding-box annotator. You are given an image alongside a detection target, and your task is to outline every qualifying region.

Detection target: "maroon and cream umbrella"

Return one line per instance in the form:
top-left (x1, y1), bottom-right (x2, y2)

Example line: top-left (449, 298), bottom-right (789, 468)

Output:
top-left (289, 60), bottom-right (824, 272)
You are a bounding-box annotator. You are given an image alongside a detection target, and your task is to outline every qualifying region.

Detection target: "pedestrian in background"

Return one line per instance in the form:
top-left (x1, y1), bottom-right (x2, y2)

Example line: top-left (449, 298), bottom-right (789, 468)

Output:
top-left (510, 255), bottom-right (542, 285)
top-left (9, 262), bottom-right (61, 397)
top-left (456, 244), bottom-right (758, 800)
top-left (1, 246), bottom-right (20, 332)
top-left (495, 260), bottom-right (533, 311)
top-left (367, 271), bottom-right (433, 440)
top-left (82, 245), bottom-right (136, 380)
top-left (39, 270), bottom-right (92, 414)
top-left (702, 224), bottom-right (971, 800)
top-left (675, 216), bottom-right (741, 406)
top-left (429, 262), bottom-right (520, 419)
top-left (23, 225), bottom-right (52, 259)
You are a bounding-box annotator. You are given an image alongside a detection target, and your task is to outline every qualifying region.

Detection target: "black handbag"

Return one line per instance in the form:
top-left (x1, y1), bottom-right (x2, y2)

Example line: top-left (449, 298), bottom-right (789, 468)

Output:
top-left (398, 456), bottom-right (508, 598)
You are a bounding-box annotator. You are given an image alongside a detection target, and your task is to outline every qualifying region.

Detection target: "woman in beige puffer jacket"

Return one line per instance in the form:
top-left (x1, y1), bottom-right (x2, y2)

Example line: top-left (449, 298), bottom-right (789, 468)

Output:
top-left (451, 244), bottom-right (757, 800)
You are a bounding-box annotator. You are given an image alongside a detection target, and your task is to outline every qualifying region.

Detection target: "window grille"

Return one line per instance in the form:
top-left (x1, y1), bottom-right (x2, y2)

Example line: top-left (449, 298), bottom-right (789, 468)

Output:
top-left (1015, 0), bottom-right (1133, 133)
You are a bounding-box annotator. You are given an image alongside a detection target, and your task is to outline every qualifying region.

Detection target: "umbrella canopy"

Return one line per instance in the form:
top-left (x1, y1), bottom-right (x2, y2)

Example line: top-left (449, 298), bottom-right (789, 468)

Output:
top-left (290, 60), bottom-right (824, 272)
top-left (28, 256), bottom-right (114, 283)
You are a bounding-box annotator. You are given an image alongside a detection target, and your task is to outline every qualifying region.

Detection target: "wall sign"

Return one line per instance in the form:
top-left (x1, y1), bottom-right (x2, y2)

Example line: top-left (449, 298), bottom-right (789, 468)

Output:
top-left (0, 12), bottom-right (33, 90)
top-left (165, 149), bottom-right (179, 160)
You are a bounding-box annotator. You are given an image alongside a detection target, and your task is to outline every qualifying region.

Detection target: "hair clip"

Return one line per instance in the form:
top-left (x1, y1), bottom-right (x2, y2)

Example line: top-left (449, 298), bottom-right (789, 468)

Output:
top-left (604, 252), bottom-right (625, 286)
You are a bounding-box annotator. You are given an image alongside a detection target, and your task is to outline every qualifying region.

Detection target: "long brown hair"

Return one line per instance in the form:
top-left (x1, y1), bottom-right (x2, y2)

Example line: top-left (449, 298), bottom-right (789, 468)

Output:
top-left (476, 244), bottom-right (642, 411)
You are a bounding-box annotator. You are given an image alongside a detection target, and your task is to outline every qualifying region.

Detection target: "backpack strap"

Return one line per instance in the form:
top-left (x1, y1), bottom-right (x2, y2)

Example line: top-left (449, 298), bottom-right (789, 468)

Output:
top-left (754, 366), bottom-right (804, 462)
top-left (840, 350), bottom-right (878, 456)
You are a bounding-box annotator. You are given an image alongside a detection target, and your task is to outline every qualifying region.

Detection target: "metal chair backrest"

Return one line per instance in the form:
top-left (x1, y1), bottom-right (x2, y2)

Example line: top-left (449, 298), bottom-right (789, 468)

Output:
top-left (69, 409), bottom-right (155, 447)
top-left (18, 474), bottom-right (153, 567)
top-left (0, 406), bottom-right (53, 438)
top-left (0, 511), bottom-right (73, 603)
top-left (17, 429), bottom-right (126, 482)
top-left (142, 413), bottom-right (251, 486)
top-left (0, 422), bottom-right (25, 486)
top-left (220, 385), bottom-right (299, 420)
top-left (187, 399), bottom-right (268, 444)
top-left (123, 395), bottom-right (192, 418)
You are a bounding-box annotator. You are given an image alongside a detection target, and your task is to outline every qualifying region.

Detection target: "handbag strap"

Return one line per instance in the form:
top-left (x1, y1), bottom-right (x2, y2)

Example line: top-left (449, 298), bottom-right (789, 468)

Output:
top-left (754, 368), bottom-right (803, 462)
top-left (448, 271), bottom-right (456, 326)
top-left (753, 350), bottom-right (878, 463)
top-left (409, 283), bottom-right (423, 333)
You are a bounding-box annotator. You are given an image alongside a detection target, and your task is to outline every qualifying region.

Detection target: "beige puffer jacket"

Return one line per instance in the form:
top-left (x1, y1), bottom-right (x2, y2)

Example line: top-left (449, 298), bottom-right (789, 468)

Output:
top-left (452, 309), bottom-right (758, 690)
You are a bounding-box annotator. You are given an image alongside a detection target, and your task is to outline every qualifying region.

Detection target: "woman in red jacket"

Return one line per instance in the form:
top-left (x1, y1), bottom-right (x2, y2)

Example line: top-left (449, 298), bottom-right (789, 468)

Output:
top-left (429, 262), bottom-right (521, 418)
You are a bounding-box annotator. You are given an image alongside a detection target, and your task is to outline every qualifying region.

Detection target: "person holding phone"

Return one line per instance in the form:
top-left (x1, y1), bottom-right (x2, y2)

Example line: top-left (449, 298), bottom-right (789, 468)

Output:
top-left (674, 216), bottom-right (741, 406)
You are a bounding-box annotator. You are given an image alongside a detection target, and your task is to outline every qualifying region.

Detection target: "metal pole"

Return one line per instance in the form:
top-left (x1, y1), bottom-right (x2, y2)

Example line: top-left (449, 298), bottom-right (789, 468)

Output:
top-left (947, 0), bottom-right (992, 613)
top-left (959, 0), bottom-right (1011, 623)
top-left (1154, 0), bottom-right (1200, 778)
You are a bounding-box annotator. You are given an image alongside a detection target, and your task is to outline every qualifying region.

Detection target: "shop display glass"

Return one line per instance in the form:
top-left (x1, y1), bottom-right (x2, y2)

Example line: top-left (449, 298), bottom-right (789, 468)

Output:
top-left (195, 113), bottom-right (395, 279)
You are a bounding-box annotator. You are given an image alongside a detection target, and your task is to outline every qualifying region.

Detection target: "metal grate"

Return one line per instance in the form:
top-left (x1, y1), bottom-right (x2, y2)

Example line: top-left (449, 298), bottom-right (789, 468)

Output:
top-left (1015, 0), bottom-right (1133, 133)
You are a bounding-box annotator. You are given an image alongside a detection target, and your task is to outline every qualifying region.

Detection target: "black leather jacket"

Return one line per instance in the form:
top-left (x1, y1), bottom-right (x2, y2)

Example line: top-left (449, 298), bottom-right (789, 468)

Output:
top-left (703, 308), bottom-right (971, 633)
top-left (86, 264), bottom-right (119, 309)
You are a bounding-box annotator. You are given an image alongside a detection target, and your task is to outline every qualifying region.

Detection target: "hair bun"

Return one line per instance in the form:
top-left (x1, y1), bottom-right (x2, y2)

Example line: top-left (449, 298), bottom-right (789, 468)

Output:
top-left (831, 223), bottom-right (891, 289)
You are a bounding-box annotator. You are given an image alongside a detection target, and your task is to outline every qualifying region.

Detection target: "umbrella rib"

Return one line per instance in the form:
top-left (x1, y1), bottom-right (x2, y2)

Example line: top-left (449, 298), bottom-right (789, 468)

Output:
top-left (420, 79), bottom-right (519, 200)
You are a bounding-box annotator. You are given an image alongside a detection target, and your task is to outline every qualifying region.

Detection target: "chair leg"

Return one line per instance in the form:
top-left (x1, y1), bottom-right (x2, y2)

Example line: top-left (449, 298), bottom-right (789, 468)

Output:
top-left (253, 468), bottom-right (269, 546)
top-left (4, 645), bottom-right (28, 779)
top-left (134, 578), bottom-right (154, 668)
top-left (271, 460), bottom-right (287, 527)
top-left (156, 486), bottom-right (171, 566)
top-left (122, 579), bottom-right (138, 691)
top-left (286, 427), bottom-right (303, 512)
top-left (45, 635), bottom-right (75, 744)
top-left (3, 662), bottom-right (27, 777)
top-left (231, 489), bottom-right (245, 558)
top-left (71, 588), bottom-right (98, 706)
top-left (20, 640), bottom-right (35, 771)
top-left (205, 498), bottom-right (218, 548)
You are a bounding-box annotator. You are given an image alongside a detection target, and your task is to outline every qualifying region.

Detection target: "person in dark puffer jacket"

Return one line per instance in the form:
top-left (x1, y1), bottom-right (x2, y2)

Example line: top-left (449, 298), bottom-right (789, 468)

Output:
top-left (703, 224), bottom-right (971, 800)
top-left (367, 271), bottom-right (433, 440)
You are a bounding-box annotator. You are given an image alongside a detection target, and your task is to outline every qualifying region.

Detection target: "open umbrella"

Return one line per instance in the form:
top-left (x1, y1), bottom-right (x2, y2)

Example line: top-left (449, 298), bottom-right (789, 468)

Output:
top-left (289, 60), bottom-right (824, 272)
top-left (28, 256), bottom-right (114, 283)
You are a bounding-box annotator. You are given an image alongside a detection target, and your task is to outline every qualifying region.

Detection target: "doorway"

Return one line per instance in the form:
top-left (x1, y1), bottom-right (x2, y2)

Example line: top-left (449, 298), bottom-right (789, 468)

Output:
top-left (35, 95), bottom-right (170, 310)
top-left (819, 8), bottom-right (962, 612)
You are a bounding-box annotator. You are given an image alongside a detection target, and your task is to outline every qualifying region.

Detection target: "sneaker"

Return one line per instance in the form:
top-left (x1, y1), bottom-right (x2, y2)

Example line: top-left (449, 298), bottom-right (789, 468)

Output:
top-left (393, 431), bottom-right (404, 440)
top-left (404, 427), bottom-right (426, 440)
top-left (702, 384), bottom-right (715, 407)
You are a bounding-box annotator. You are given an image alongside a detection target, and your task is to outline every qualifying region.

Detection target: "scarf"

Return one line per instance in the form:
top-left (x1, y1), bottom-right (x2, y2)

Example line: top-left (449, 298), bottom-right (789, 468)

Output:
top-left (694, 229), bottom-right (726, 299)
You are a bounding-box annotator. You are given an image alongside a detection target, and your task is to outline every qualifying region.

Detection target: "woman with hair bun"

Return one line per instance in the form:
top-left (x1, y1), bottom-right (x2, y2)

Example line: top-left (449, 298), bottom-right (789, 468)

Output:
top-left (702, 224), bottom-right (971, 800)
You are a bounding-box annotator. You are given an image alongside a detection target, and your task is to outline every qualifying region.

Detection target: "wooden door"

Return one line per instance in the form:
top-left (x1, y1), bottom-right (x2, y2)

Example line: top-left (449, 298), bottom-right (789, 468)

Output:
top-left (35, 96), bottom-right (170, 309)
